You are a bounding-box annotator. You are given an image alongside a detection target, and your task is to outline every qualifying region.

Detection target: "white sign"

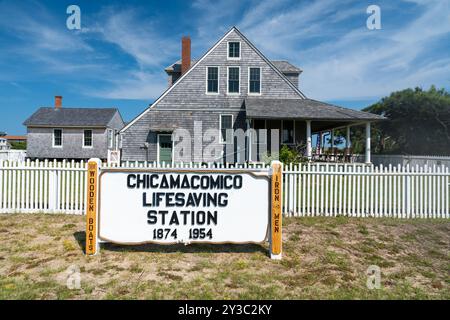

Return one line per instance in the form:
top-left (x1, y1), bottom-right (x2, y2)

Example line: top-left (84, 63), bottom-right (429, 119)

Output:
top-left (98, 170), bottom-right (270, 244)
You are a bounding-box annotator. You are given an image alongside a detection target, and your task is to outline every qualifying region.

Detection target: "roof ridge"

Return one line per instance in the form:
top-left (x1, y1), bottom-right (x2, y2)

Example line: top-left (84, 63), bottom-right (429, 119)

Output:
top-left (305, 98), bottom-right (383, 118)
top-left (39, 107), bottom-right (118, 109)
top-left (23, 107), bottom-right (121, 127)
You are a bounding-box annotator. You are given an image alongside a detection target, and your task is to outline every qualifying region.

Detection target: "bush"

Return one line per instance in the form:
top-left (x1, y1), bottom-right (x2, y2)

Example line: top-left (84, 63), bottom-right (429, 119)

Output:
top-left (10, 142), bottom-right (26, 150)
top-left (262, 144), bottom-right (308, 165)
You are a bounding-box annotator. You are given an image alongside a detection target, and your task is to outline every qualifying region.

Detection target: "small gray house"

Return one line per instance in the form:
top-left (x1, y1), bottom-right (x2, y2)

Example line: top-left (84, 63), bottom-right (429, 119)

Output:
top-left (24, 96), bottom-right (124, 161)
top-left (119, 26), bottom-right (384, 164)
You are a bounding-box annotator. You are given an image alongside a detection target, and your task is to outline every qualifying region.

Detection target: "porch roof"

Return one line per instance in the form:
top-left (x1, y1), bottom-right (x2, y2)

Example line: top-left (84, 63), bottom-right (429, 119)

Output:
top-left (245, 98), bottom-right (385, 121)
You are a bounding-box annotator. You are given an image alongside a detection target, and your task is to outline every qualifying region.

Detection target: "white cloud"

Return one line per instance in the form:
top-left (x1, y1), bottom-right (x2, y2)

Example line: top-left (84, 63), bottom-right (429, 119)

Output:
top-left (223, 0), bottom-right (450, 101)
top-left (77, 7), bottom-right (178, 99)
top-left (90, 8), bottom-right (179, 68)
top-left (297, 0), bottom-right (450, 100)
top-left (0, 2), bottom-right (91, 52)
top-left (1, 0), bottom-right (448, 103)
top-left (86, 70), bottom-right (167, 100)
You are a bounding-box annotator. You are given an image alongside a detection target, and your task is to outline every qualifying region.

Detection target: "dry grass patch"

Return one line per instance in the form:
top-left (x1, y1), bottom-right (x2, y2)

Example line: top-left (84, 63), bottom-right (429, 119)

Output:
top-left (0, 213), bottom-right (448, 299)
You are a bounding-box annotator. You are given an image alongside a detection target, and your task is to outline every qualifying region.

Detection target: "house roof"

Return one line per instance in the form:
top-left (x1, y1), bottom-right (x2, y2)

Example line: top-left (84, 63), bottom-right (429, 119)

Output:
top-left (4, 135), bottom-right (27, 141)
top-left (24, 108), bottom-right (120, 127)
top-left (122, 27), bottom-right (307, 133)
top-left (165, 59), bottom-right (198, 73)
top-left (271, 61), bottom-right (302, 73)
top-left (245, 98), bottom-right (385, 121)
top-left (165, 59), bottom-right (302, 74)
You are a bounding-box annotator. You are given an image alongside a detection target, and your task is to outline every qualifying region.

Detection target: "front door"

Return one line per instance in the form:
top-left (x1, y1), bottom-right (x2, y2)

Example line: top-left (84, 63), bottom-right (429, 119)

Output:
top-left (158, 134), bottom-right (173, 164)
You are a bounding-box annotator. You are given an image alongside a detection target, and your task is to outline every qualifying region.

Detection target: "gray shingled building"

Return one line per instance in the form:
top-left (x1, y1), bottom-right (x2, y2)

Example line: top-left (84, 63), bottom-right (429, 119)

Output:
top-left (120, 27), bottom-right (384, 164)
top-left (24, 96), bottom-right (124, 160)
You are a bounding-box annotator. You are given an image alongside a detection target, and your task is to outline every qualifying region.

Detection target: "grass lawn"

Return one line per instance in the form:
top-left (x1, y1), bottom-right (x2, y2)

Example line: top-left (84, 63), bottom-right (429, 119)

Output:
top-left (0, 214), bottom-right (448, 300)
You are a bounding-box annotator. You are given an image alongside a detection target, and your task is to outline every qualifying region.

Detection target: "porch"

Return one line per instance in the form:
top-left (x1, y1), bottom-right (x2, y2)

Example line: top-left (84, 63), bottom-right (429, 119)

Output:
top-left (245, 98), bottom-right (386, 163)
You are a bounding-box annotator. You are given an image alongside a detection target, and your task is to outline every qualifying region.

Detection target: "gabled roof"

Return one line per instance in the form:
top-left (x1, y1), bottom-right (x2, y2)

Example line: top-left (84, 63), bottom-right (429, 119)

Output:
top-left (122, 26), bottom-right (306, 133)
top-left (271, 61), bottom-right (302, 74)
top-left (24, 108), bottom-right (120, 127)
top-left (4, 135), bottom-right (27, 140)
top-left (245, 98), bottom-right (385, 121)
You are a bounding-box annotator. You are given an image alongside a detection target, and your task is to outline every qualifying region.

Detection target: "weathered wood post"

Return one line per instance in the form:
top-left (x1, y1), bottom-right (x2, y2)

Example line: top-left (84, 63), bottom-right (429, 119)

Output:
top-left (270, 160), bottom-right (282, 260)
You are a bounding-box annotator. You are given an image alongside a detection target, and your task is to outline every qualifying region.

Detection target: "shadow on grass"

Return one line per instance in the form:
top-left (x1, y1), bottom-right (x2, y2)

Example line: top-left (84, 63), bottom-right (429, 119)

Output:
top-left (74, 231), bottom-right (267, 255)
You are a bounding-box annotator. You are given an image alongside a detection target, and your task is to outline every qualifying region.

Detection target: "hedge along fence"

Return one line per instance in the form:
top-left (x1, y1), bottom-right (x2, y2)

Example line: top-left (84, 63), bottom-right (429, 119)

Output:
top-left (0, 160), bottom-right (449, 218)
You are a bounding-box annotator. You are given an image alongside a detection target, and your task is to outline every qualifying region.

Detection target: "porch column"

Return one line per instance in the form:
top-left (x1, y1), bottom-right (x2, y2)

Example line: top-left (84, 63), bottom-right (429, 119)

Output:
top-left (246, 119), bottom-right (252, 162)
top-left (346, 126), bottom-right (351, 149)
top-left (306, 120), bottom-right (312, 161)
top-left (365, 122), bottom-right (371, 164)
top-left (330, 129), bottom-right (334, 149)
top-left (318, 132), bottom-right (323, 155)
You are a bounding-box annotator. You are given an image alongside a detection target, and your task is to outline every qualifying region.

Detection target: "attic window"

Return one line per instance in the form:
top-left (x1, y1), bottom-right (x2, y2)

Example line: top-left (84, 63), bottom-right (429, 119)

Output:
top-left (228, 42), bottom-right (240, 59)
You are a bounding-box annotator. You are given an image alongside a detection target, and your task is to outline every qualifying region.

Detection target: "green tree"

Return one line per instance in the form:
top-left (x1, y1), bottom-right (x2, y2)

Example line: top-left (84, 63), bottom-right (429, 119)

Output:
top-left (350, 86), bottom-right (450, 155)
top-left (10, 141), bottom-right (26, 150)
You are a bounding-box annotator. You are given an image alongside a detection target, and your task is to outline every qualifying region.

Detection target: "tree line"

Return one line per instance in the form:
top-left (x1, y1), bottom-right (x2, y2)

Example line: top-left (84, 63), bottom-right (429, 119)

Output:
top-left (336, 86), bottom-right (450, 155)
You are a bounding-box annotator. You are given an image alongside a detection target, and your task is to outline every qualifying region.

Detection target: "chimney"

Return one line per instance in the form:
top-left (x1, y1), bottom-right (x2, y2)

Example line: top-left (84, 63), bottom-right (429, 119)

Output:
top-left (55, 96), bottom-right (62, 109)
top-left (181, 36), bottom-right (191, 75)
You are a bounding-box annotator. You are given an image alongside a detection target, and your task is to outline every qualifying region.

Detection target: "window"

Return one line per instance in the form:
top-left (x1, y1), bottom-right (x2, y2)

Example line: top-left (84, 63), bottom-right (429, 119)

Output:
top-left (228, 67), bottom-right (240, 94)
top-left (253, 119), bottom-right (267, 144)
top-left (207, 67), bottom-right (219, 93)
top-left (249, 67), bottom-right (261, 94)
top-left (220, 115), bottom-right (233, 143)
top-left (108, 129), bottom-right (114, 149)
top-left (53, 129), bottom-right (62, 147)
top-left (282, 120), bottom-right (294, 144)
top-left (228, 42), bottom-right (240, 59)
top-left (83, 130), bottom-right (93, 147)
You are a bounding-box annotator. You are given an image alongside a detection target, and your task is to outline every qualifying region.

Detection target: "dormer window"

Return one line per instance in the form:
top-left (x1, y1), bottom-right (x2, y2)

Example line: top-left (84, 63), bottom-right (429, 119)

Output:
top-left (228, 42), bottom-right (240, 59)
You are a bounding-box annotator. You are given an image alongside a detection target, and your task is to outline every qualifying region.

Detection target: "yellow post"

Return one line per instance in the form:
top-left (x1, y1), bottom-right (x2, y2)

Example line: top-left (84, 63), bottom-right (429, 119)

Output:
top-left (270, 160), bottom-right (282, 260)
top-left (86, 159), bottom-right (100, 256)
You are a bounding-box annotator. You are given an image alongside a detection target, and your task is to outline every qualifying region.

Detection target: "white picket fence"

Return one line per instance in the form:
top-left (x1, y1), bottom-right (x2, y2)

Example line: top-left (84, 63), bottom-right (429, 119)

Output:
top-left (0, 160), bottom-right (449, 218)
top-left (283, 163), bottom-right (450, 218)
top-left (354, 154), bottom-right (450, 168)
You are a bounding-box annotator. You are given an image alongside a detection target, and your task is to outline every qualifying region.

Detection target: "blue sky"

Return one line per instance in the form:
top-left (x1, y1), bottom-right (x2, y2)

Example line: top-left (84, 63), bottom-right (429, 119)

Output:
top-left (0, 0), bottom-right (449, 134)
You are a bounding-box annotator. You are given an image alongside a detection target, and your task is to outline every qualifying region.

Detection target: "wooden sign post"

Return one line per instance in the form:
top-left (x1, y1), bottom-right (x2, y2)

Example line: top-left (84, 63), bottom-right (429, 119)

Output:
top-left (270, 161), bottom-right (282, 260)
top-left (86, 158), bottom-right (100, 256)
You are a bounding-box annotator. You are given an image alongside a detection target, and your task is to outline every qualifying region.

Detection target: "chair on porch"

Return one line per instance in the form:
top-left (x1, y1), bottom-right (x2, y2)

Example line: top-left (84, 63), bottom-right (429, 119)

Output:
top-left (344, 147), bottom-right (353, 163)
